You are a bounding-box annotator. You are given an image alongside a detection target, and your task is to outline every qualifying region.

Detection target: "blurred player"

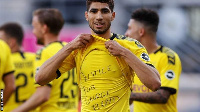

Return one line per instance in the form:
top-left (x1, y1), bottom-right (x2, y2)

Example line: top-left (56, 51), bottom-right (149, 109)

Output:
top-left (35, 0), bottom-right (161, 111)
top-left (13, 8), bottom-right (78, 112)
top-left (125, 8), bottom-right (182, 112)
top-left (0, 39), bottom-right (15, 106)
top-left (0, 23), bottom-right (36, 112)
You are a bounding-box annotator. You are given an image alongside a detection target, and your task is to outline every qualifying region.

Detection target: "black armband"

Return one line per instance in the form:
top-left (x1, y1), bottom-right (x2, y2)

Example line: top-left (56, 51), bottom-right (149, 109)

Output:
top-left (146, 63), bottom-right (155, 68)
top-left (56, 69), bottom-right (61, 79)
top-left (160, 87), bottom-right (176, 94)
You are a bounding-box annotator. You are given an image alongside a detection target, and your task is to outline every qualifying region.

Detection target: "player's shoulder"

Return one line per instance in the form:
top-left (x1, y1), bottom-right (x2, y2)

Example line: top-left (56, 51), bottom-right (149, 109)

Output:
top-left (161, 46), bottom-right (178, 57)
top-left (12, 51), bottom-right (35, 59)
top-left (36, 41), bottom-right (66, 60)
top-left (114, 33), bottom-right (134, 41)
top-left (159, 46), bottom-right (180, 65)
top-left (23, 52), bottom-right (36, 59)
top-left (23, 51), bottom-right (35, 55)
top-left (45, 41), bottom-right (67, 50)
top-left (114, 33), bottom-right (144, 48)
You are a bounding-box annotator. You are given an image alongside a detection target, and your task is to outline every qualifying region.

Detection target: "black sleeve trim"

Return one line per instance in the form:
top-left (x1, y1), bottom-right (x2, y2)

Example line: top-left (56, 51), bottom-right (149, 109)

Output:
top-left (160, 87), bottom-right (176, 94)
top-left (110, 33), bottom-right (117, 40)
top-left (46, 84), bottom-right (52, 87)
top-left (146, 63), bottom-right (155, 68)
top-left (154, 46), bottom-right (163, 54)
top-left (34, 83), bottom-right (52, 88)
top-left (59, 41), bottom-right (64, 47)
top-left (56, 69), bottom-right (61, 79)
top-left (19, 51), bottom-right (25, 59)
top-left (3, 70), bottom-right (15, 79)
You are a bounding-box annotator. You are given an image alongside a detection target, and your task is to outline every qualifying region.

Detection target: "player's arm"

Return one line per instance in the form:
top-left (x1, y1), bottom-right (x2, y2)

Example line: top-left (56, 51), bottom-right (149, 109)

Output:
top-left (105, 40), bottom-right (160, 91)
top-left (130, 89), bottom-right (171, 103)
top-left (3, 41), bottom-right (16, 105)
top-left (121, 49), bottom-right (160, 91)
top-left (12, 86), bottom-right (51, 112)
top-left (3, 72), bottom-right (15, 105)
top-left (35, 34), bottom-right (93, 85)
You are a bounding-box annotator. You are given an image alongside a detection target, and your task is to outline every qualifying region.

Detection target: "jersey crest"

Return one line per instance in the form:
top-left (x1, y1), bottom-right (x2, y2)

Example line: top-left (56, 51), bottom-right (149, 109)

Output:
top-left (141, 53), bottom-right (150, 62)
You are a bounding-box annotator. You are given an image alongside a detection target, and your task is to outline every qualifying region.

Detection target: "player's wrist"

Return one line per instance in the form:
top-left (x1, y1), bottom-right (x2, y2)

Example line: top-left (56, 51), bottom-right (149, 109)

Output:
top-left (65, 42), bottom-right (76, 52)
top-left (120, 48), bottom-right (128, 57)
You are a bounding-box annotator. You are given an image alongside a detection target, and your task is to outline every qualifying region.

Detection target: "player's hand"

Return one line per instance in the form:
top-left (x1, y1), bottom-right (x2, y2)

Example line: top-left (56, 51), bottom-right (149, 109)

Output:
top-left (69, 34), bottom-right (94, 50)
top-left (105, 40), bottom-right (125, 56)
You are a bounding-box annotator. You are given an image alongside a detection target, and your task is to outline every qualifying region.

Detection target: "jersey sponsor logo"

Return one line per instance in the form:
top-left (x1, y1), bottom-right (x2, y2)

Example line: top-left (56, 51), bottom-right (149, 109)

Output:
top-left (140, 53), bottom-right (150, 62)
top-left (14, 61), bottom-right (33, 68)
top-left (132, 84), bottom-right (151, 93)
top-left (165, 70), bottom-right (175, 80)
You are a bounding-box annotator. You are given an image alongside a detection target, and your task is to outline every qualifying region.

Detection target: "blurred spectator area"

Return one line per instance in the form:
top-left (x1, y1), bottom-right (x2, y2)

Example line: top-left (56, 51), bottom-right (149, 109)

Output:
top-left (29, 0), bottom-right (86, 24)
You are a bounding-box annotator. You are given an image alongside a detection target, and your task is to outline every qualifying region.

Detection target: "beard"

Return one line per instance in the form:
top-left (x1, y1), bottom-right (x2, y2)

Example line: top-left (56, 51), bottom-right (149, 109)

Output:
top-left (89, 21), bottom-right (111, 34)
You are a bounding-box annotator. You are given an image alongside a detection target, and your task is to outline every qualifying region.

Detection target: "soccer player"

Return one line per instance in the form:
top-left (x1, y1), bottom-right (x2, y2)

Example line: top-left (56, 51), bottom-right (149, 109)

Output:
top-left (35, 0), bottom-right (161, 111)
top-left (13, 9), bottom-right (78, 112)
top-left (0, 39), bottom-right (15, 106)
top-left (0, 23), bottom-right (36, 112)
top-left (125, 8), bottom-right (182, 112)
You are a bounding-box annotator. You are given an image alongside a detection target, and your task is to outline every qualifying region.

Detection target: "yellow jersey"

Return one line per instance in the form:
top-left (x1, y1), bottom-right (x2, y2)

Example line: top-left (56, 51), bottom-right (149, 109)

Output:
top-left (0, 40), bottom-right (15, 90)
top-left (133, 46), bottom-right (182, 112)
top-left (58, 33), bottom-right (152, 112)
top-left (35, 41), bottom-right (78, 112)
top-left (4, 52), bottom-right (36, 112)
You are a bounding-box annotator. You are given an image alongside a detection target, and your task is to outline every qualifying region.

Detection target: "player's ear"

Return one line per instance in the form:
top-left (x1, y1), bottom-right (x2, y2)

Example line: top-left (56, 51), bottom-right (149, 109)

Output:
top-left (111, 12), bottom-right (115, 21)
top-left (139, 28), bottom-right (145, 37)
top-left (85, 11), bottom-right (88, 21)
top-left (42, 24), bottom-right (48, 34)
top-left (8, 37), bottom-right (16, 49)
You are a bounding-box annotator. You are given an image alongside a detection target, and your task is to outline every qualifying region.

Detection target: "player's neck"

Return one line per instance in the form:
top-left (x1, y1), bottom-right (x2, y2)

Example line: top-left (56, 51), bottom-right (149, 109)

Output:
top-left (146, 43), bottom-right (159, 54)
top-left (142, 35), bottom-right (159, 54)
top-left (44, 33), bottom-right (59, 46)
top-left (11, 45), bottom-right (21, 53)
top-left (91, 29), bottom-right (111, 39)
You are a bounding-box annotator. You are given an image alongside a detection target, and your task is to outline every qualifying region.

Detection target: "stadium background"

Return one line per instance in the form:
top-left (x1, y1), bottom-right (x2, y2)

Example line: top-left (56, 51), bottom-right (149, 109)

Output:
top-left (0, 0), bottom-right (200, 112)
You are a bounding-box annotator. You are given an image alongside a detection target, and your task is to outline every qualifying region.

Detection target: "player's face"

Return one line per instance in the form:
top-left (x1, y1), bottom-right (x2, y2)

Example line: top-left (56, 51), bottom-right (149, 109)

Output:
top-left (32, 15), bottom-right (44, 45)
top-left (125, 19), bottom-right (141, 41)
top-left (85, 2), bottom-right (115, 34)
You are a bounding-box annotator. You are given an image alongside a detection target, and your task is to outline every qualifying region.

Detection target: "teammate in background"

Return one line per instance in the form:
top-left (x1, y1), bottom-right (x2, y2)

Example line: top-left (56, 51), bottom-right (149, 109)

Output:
top-left (35, 0), bottom-right (161, 111)
top-left (13, 8), bottom-right (78, 112)
top-left (0, 40), bottom-right (15, 106)
top-left (125, 8), bottom-right (182, 112)
top-left (0, 23), bottom-right (36, 112)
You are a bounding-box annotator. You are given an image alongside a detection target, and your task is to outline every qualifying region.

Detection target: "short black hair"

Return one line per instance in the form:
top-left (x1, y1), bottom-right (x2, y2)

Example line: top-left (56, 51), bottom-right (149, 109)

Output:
top-left (131, 8), bottom-right (159, 33)
top-left (86, 0), bottom-right (114, 12)
top-left (0, 22), bottom-right (24, 45)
